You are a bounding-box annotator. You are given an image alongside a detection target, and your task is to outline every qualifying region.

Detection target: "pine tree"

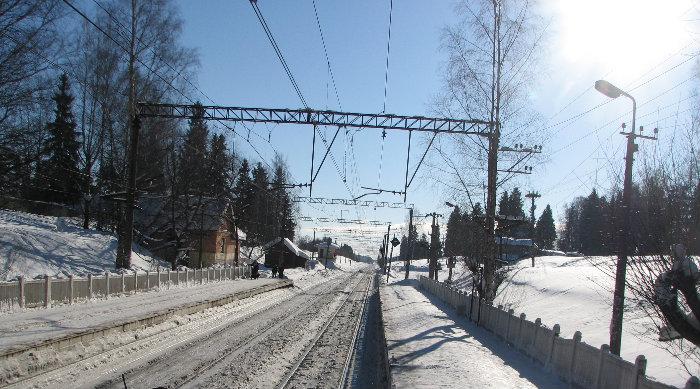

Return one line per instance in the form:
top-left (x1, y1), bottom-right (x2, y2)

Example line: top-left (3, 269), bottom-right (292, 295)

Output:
top-left (250, 162), bottom-right (271, 245)
top-left (579, 189), bottom-right (607, 255)
top-left (508, 187), bottom-right (526, 218)
top-left (178, 102), bottom-right (209, 195)
top-left (207, 134), bottom-right (230, 198)
top-left (232, 159), bottom-right (254, 239)
top-left (444, 206), bottom-right (464, 256)
top-left (535, 204), bottom-right (556, 249)
top-left (498, 191), bottom-right (509, 216)
top-left (37, 74), bottom-right (81, 204)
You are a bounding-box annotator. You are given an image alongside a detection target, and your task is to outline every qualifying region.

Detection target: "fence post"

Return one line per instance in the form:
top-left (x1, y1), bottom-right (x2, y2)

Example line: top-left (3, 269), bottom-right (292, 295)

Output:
top-left (532, 318), bottom-right (542, 359)
top-left (105, 272), bottom-right (110, 297)
top-left (507, 308), bottom-right (515, 343)
top-left (157, 267), bottom-right (161, 289)
top-left (518, 313), bottom-right (526, 351)
top-left (570, 331), bottom-right (582, 384)
top-left (634, 355), bottom-right (647, 389)
top-left (495, 305), bottom-right (503, 337)
top-left (133, 270), bottom-right (138, 291)
top-left (596, 344), bottom-right (610, 389)
top-left (121, 272), bottom-right (125, 293)
top-left (18, 276), bottom-right (25, 308)
top-left (167, 268), bottom-right (171, 289)
top-left (88, 274), bottom-right (93, 299)
top-left (185, 269), bottom-right (189, 285)
top-left (69, 275), bottom-right (74, 305)
top-left (685, 376), bottom-right (700, 389)
top-left (146, 271), bottom-right (150, 290)
top-left (44, 275), bottom-right (51, 308)
top-left (546, 323), bottom-right (560, 370)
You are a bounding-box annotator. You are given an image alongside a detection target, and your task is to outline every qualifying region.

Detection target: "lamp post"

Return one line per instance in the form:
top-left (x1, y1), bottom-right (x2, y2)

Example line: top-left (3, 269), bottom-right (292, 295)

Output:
top-left (594, 79), bottom-right (655, 356)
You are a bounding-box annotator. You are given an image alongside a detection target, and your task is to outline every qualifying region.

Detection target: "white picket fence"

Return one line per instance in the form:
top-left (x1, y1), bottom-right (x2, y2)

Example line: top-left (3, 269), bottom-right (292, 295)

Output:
top-left (0, 265), bottom-right (252, 312)
top-left (419, 276), bottom-right (699, 389)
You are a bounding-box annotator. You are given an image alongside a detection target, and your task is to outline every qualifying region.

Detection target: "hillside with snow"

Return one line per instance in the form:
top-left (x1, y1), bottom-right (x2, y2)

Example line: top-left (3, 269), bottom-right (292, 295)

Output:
top-left (0, 209), bottom-right (163, 281)
top-left (385, 255), bottom-right (697, 387)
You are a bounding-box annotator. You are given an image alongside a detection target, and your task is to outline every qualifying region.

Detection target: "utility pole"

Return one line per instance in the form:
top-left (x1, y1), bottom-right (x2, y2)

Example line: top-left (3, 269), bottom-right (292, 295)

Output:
top-left (405, 208), bottom-right (413, 279)
top-left (383, 223), bottom-right (391, 274)
top-left (387, 234), bottom-right (396, 282)
top-left (525, 191), bottom-right (541, 267)
top-left (610, 123), bottom-right (658, 355)
top-left (428, 213), bottom-right (443, 281)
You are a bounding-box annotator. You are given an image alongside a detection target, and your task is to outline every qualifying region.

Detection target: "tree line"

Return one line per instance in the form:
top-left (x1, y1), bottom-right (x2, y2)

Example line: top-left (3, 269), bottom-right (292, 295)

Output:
top-left (558, 174), bottom-right (700, 256)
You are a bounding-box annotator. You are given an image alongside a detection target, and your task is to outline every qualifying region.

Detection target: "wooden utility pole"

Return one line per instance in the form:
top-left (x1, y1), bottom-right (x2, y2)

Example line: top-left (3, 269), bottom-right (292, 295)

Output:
top-left (428, 213), bottom-right (443, 280)
top-left (609, 124), bottom-right (657, 356)
top-left (525, 191), bottom-right (541, 267)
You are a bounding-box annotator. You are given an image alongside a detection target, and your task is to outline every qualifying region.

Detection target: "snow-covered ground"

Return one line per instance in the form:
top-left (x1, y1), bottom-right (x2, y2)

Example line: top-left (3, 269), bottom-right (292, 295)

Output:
top-left (0, 209), bottom-right (162, 281)
top-left (381, 279), bottom-right (564, 388)
top-left (385, 255), bottom-right (696, 387)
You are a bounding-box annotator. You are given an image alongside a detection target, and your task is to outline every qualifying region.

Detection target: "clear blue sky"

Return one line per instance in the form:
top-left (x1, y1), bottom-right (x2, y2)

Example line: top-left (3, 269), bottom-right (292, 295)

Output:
top-left (168, 0), bottom-right (699, 255)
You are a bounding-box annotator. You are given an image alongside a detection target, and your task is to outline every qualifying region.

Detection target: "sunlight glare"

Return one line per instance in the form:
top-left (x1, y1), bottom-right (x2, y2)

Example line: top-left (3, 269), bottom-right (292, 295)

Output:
top-left (557, 0), bottom-right (693, 80)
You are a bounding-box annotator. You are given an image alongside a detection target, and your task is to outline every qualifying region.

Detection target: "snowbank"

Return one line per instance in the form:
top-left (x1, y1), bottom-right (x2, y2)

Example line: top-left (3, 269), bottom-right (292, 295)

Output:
top-left (0, 209), bottom-right (163, 281)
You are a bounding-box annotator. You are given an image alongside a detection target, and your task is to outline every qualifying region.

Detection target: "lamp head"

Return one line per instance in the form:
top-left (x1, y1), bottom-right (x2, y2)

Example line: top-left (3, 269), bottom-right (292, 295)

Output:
top-left (595, 80), bottom-right (624, 99)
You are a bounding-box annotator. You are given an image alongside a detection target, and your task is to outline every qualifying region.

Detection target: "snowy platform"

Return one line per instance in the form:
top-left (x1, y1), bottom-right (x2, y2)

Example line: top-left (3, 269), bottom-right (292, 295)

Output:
top-left (381, 279), bottom-right (565, 388)
top-left (0, 278), bottom-right (288, 358)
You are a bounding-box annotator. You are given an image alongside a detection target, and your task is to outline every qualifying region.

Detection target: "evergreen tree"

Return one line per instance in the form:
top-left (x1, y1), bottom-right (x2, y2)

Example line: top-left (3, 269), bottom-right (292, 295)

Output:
top-left (270, 157), bottom-right (295, 240)
top-left (178, 102), bottom-right (209, 195)
top-left (207, 134), bottom-right (230, 198)
top-left (232, 159), bottom-right (254, 240)
top-left (507, 187), bottom-right (526, 218)
top-left (37, 74), bottom-right (81, 204)
top-left (498, 191), bottom-right (509, 216)
top-left (250, 162), bottom-right (271, 245)
top-left (444, 206), bottom-right (464, 256)
top-left (535, 204), bottom-right (556, 249)
top-left (579, 189), bottom-right (607, 255)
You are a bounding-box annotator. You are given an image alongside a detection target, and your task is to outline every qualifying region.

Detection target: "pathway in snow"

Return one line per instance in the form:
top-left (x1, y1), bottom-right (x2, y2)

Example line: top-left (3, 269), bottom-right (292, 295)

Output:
top-left (381, 279), bottom-right (565, 388)
top-left (0, 277), bottom-right (282, 354)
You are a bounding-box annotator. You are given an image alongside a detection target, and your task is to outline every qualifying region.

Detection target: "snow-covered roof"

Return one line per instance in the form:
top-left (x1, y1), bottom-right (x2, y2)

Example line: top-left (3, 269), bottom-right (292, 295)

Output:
top-left (316, 242), bottom-right (340, 249)
top-left (262, 237), bottom-right (310, 260)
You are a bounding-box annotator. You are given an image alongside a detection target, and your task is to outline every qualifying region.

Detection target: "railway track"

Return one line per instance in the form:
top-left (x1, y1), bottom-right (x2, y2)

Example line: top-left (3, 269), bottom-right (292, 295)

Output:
top-left (277, 271), bottom-right (373, 389)
top-left (173, 271), bottom-right (368, 389)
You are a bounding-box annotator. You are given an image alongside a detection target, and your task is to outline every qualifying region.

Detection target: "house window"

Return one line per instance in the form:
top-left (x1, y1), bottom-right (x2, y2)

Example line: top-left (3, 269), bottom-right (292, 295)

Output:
top-left (220, 238), bottom-right (226, 254)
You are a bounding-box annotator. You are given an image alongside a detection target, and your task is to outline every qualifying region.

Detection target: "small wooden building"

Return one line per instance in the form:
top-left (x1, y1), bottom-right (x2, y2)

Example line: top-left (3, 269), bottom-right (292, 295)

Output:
top-left (134, 196), bottom-right (246, 267)
top-left (263, 237), bottom-right (310, 269)
top-left (316, 242), bottom-right (339, 260)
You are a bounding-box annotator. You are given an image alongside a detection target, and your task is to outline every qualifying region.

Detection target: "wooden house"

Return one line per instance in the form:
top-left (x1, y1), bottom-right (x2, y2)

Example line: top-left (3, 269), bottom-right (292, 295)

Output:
top-left (262, 237), bottom-right (309, 269)
top-left (316, 241), bottom-right (339, 260)
top-left (134, 196), bottom-right (246, 267)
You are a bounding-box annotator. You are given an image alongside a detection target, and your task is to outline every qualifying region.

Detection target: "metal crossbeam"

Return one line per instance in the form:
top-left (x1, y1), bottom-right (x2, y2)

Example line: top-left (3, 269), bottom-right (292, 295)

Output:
top-left (293, 196), bottom-right (413, 209)
top-left (137, 103), bottom-right (492, 135)
top-left (298, 216), bottom-right (390, 226)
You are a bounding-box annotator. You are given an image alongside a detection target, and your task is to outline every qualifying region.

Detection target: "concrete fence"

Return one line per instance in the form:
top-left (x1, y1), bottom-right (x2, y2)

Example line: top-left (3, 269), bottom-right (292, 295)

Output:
top-left (418, 276), bottom-right (698, 389)
top-left (0, 265), bottom-right (252, 312)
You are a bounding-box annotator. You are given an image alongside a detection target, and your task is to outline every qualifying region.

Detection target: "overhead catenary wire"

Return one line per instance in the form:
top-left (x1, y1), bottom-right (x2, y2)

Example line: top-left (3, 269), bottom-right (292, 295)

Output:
top-left (249, 0), bottom-right (308, 108)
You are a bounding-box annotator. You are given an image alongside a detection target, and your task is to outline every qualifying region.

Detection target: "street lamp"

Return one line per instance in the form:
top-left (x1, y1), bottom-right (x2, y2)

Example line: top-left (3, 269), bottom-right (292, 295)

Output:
top-left (594, 79), bottom-right (636, 356)
top-left (595, 80), bottom-right (635, 135)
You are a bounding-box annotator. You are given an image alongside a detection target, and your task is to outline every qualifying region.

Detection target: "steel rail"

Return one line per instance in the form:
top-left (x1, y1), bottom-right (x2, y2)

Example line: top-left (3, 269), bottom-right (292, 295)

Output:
top-left (173, 272), bottom-right (364, 388)
top-left (338, 273), bottom-right (375, 389)
top-left (277, 272), bottom-right (373, 389)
